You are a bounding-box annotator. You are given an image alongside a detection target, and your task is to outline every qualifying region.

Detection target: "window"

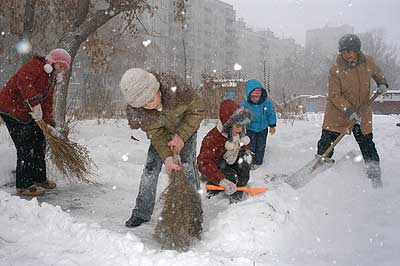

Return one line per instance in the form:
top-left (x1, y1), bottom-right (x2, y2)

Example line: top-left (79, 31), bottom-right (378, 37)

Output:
top-left (224, 89), bottom-right (236, 100)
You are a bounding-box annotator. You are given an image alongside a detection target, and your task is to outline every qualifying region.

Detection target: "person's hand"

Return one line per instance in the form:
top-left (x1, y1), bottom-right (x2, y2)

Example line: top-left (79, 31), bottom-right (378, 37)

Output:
top-left (164, 156), bottom-right (182, 176)
top-left (269, 127), bottom-right (276, 135)
top-left (29, 104), bottom-right (43, 121)
top-left (349, 112), bottom-right (361, 125)
top-left (219, 179), bottom-right (237, 195)
top-left (168, 135), bottom-right (185, 153)
top-left (377, 84), bottom-right (388, 95)
top-left (243, 149), bottom-right (253, 164)
top-left (47, 125), bottom-right (61, 138)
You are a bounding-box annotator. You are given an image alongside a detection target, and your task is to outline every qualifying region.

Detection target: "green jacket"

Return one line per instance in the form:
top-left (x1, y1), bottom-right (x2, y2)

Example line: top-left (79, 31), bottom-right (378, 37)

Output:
top-left (126, 73), bottom-right (205, 160)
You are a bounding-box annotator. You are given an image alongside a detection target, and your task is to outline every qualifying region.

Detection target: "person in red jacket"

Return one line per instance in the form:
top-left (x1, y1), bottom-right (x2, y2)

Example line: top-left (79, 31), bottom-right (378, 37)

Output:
top-left (198, 99), bottom-right (252, 203)
top-left (0, 48), bottom-right (71, 196)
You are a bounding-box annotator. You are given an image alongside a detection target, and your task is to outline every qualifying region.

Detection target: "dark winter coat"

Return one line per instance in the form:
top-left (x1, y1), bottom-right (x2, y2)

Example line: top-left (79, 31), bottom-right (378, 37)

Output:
top-left (323, 53), bottom-right (387, 134)
top-left (197, 99), bottom-right (251, 185)
top-left (126, 72), bottom-right (205, 160)
top-left (241, 79), bottom-right (276, 132)
top-left (0, 56), bottom-right (57, 126)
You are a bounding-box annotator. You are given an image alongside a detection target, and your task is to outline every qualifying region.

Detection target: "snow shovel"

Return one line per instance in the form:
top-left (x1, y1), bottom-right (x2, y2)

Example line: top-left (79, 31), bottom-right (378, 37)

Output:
top-left (205, 184), bottom-right (268, 196)
top-left (286, 91), bottom-right (381, 189)
top-left (154, 147), bottom-right (203, 251)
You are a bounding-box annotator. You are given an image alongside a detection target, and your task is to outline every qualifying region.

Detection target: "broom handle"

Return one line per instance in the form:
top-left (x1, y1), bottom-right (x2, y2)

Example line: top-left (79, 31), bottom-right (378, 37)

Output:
top-left (171, 146), bottom-right (181, 165)
top-left (322, 91), bottom-right (380, 158)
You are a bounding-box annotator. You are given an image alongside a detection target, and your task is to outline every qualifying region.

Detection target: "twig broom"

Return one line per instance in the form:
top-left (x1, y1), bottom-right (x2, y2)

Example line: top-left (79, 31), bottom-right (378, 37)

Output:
top-left (154, 148), bottom-right (203, 251)
top-left (29, 104), bottom-right (94, 183)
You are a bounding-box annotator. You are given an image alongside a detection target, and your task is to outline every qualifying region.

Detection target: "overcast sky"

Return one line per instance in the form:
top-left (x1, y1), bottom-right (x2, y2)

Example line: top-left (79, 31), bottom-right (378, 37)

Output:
top-left (223, 0), bottom-right (400, 48)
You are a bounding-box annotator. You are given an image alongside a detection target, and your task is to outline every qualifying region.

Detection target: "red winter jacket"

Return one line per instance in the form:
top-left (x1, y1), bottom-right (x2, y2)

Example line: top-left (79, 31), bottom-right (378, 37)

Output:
top-left (197, 99), bottom-right (250, 185)
top-left (0, 56), bottom-right (56, 126)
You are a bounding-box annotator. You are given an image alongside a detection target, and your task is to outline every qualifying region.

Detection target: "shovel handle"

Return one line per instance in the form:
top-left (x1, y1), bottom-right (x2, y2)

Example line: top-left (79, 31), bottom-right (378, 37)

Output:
top-left (205, 184), bottom-right (268, 196)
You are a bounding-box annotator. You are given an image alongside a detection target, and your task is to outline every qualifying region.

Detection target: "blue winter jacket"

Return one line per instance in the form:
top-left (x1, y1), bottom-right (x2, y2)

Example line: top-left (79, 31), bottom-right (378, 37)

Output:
top-left (241, 79), bottom-right (277, 133)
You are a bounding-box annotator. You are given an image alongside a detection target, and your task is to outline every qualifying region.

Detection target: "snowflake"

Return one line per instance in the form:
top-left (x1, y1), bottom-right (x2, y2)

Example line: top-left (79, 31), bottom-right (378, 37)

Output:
top-left (234, 63), bottom-right (242, 71)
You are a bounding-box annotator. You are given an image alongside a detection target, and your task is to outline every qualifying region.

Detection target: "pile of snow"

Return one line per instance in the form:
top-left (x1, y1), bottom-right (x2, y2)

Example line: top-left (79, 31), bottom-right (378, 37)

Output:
top-left (1, 115), bottom-right (399, 266)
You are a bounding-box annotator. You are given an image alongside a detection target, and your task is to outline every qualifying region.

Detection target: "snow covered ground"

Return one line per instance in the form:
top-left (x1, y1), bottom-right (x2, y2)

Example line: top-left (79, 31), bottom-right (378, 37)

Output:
top-left (1, 114), bottom-right (399, 266)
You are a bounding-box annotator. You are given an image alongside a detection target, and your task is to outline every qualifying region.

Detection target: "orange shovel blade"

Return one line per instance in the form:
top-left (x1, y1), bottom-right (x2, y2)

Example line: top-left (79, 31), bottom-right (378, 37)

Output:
top-left (205, 184), bottom-right (268, 196)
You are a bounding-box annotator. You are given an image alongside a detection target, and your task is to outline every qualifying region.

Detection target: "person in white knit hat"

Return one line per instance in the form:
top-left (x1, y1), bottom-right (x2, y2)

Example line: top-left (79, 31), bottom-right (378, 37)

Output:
top-left (120, 68), bottom-right (205, 227)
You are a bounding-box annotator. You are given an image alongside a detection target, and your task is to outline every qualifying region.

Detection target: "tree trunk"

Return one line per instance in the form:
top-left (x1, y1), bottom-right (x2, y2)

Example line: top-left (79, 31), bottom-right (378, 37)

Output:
top-left (54, 6), bottom-right (121, 135)
top-left (19, 0), bottom-right (36, 64)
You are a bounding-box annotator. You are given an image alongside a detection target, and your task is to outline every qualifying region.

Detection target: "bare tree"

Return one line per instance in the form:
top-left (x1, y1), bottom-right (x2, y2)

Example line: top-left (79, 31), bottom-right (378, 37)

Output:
top-left (361, 29), bottom-right (400, 89)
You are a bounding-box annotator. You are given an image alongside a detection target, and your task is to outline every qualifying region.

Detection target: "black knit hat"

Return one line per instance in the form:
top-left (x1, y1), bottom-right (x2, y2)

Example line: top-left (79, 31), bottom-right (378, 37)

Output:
top-left (338, 34), bottom-right (361, 52)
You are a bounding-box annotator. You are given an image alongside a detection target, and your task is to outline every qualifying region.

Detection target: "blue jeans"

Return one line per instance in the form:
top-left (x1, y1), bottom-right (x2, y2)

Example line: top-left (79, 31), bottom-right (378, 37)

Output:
top-left (131, 133), bottom-right (199, 221)
top-left (247, 128), bottom-right (268, 165)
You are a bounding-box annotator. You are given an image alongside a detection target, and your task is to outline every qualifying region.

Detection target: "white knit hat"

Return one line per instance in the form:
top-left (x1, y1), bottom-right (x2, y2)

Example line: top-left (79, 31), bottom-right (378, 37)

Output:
top-left (120, 68), bottom-right (160, 108)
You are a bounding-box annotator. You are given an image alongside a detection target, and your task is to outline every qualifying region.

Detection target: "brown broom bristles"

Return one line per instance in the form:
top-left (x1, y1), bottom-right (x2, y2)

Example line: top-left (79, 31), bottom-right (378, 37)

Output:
top-left (154, 168), bottom-right (203, 251)
top-left (36, 119), bottom-right (94, 183)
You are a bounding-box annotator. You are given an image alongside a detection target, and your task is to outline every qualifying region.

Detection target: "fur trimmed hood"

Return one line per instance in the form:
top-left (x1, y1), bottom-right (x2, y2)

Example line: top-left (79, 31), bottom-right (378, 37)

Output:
top-left (216, 99), bottom-right (251, 149)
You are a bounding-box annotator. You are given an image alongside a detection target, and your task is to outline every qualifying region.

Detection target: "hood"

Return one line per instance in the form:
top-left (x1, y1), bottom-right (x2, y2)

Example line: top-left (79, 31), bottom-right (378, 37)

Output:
top-left (245, 79), bottom-right (267, 104)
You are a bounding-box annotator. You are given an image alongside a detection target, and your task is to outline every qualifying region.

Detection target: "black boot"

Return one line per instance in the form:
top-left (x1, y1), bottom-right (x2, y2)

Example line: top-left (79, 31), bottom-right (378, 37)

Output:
top-left (366, 161), bottom-right (383, 189)
top-left (125, 215), bottom-right (149, 228)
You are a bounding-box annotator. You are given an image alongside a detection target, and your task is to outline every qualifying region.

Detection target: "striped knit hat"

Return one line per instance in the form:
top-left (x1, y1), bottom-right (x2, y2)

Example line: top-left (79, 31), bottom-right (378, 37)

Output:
top-left (250, 88), bottom-right (262, 97)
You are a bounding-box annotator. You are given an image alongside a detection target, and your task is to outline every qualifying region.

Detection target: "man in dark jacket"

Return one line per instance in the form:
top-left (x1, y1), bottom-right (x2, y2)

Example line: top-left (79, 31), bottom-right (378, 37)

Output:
top-left (317, 34), bottom-right (388, 188)
top-left (120, 68), bottom-right (205, 227)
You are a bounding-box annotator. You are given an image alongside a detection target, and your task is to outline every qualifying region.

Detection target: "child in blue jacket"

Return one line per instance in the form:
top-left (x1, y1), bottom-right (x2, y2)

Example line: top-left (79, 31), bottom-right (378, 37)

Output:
top-left (241, 79), bottom-right (277, 170)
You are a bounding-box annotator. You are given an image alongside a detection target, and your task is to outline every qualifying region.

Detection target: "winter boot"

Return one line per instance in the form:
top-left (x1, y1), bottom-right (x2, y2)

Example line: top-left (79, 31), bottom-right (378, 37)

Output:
top-left (125, 215), bottom-right (149, 228)
top-left (34, 180), bottom-right (57, 189)
top-left (366, 161), bottom-right (383, 189)
top-left (17, 185), bottom-right (45, 197)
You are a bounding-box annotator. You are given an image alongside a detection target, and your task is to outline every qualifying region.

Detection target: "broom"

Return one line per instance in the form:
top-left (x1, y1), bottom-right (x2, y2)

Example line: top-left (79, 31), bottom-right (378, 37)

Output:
top-left (28, 104), bottom-right (94, 183)
top-left (154, 147), bottom-right (203, 251)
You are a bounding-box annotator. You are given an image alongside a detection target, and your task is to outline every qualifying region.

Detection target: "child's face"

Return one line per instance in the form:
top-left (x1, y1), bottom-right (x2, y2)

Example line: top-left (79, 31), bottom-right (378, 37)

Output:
top-left (250, 94), bottom-right (261, 103)
top-left (143, 91), bottom-right (161, 110)
top-left (232, 124), bottom-right (244, 136)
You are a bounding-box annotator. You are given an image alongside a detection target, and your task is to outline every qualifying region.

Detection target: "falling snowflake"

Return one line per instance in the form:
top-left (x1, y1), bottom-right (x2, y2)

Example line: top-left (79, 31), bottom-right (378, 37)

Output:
top-left (16, 39), bottom-right (32, 55)
top-left (348, 1), bottom-right (353, 7)
top-left (170, 86), bottom-right (177, 92)
top-left (1, 32), bottom-right (5, 36)
top-left (353, 155), bottom-right (363, 162)
top-left (142, 40), bottom-right (152, 47)
top-left (213, 69), bottom-right (217, 73)
top-left (234, 63), bottom-right (242, 71)
top-left (112, 185), bottom-right (117, 190)
top-left (121, 154), bottom-right (129, 162)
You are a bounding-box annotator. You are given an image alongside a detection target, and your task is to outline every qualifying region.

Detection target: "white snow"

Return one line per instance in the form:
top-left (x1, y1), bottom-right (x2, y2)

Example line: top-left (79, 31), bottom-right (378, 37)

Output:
top-left (1, 115), bottom-right (399, 266)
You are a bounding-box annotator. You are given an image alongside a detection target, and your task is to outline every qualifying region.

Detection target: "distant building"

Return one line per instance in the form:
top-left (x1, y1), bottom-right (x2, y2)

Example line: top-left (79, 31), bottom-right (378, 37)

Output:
top-left (285, 94), bottom-right (327, 113)
top-left (200, 78), bottom-right (246, 119)
top-left (374, 90), bottom-right (400, 114)
top-left (305, 25), bottom-right (354, 57)
top-left (185, 0), bottom-right (236, 84)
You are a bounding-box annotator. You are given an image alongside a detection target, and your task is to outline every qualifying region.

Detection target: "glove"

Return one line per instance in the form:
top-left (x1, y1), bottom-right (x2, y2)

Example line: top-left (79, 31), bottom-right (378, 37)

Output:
top-left (29, 103), bottom-right (43, 121)
top-left (168, 134), bottom-right (185, 153)
top-left (243, 149), bottom-right (253, 164)
top-left (377, 84), bottom-right (388, 95)
top-left (164, 156), bottom-right (182, 176)
top-left (269, 127), bottom-right (276, 135)
top-left (47, 125), bottom-right (61, 138)
top-left (348, 112), bottom-right (361, 125)
top-left (219, 178), bottom-right (237, 195)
